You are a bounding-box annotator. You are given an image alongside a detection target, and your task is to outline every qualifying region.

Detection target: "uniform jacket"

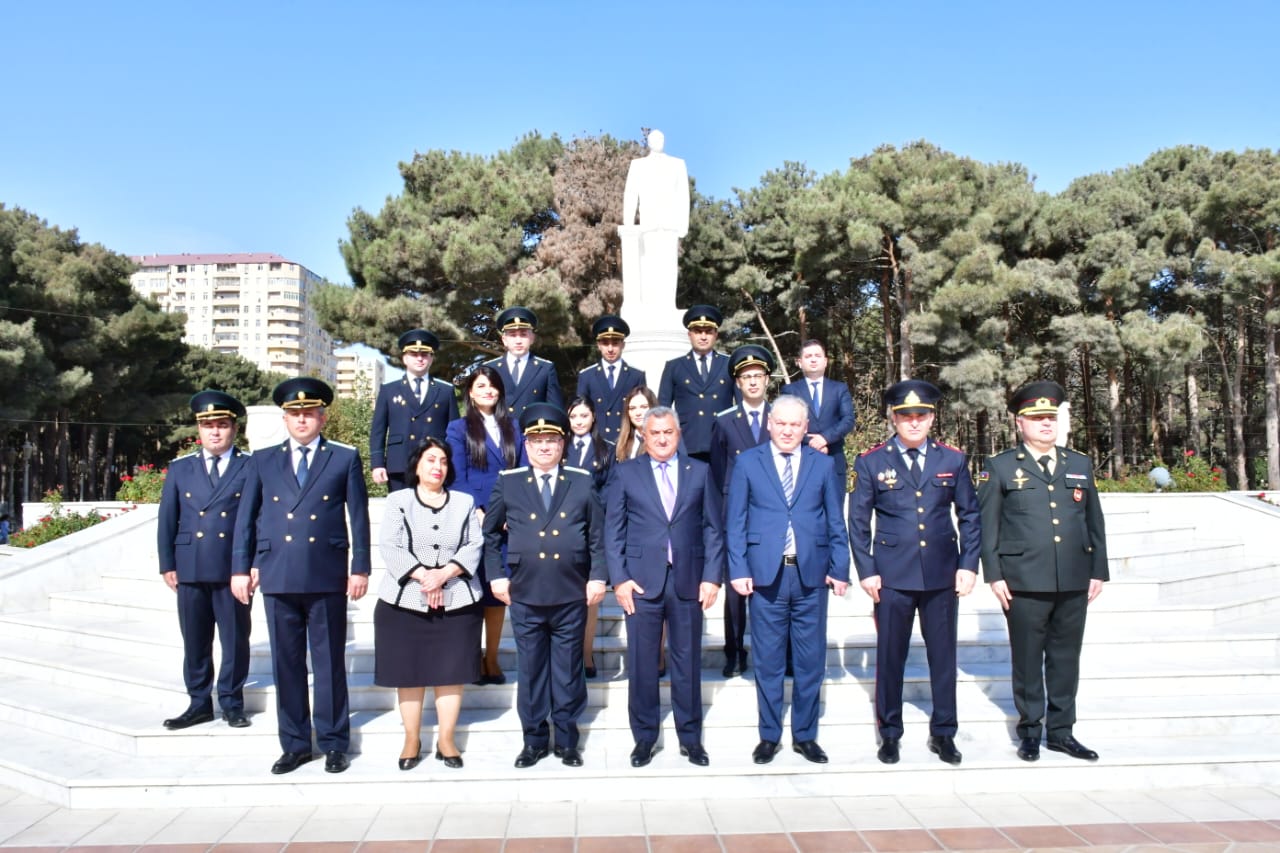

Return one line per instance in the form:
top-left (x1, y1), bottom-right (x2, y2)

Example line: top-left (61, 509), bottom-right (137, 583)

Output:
top-left (708, 403), bottom-right (771, 497)
top-left (566, 435), bottom-right (614, 491)
top-left (483, 355), bottom-right (563, 417)
top-left (445, 418), bottom-right (526, 512)
top-left (781, 376), bottom-right (855, 479)
top-left (976, 445), bottom-right (1109, 592)
top-left (602, 454), bottom-right (725, 600)
top-left (726, 444), bottom-right (851, 589)
top-left (658, 350), bottom-right (733, 455)
top-left (576, 361), bottom-right (647, 442)
top-left (482, 464), bottom-right (608, 606)
top-left (157, 448), bottom-right (251, 582)
top-left (848, 439), bottom-right (981, 590)
top-left (370, 375), bottom-right (458, 474)
top-left (233, 437), bottom-right (372, 592)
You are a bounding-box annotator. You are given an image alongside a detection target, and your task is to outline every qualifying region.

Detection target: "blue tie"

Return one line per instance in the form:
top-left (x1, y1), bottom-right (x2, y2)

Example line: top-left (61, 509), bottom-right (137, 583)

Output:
top-left (208, 455), bottom-right (221, 486)
top-left (413, 376), bottom-right (424, 402)
top-left (781, 452), bottom-right (795, 554)
top-left (296, 446), bottom-right (310, 487)
top-left (749, 410), bottom-right (760, 442)
top-left (540, 473), bottom-right (552, 510)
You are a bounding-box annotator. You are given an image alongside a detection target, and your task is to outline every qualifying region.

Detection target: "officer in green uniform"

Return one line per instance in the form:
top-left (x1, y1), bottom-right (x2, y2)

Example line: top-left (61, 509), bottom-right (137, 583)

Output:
top-left (976, 381), bottom-right (1108, 763)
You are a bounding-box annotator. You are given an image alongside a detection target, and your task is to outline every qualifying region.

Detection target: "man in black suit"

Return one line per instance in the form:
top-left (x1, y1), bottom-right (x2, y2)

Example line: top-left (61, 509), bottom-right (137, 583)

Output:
top-left (782, 339), bottom-right (856, 487)
top-left (576, 315), bottom-right (646, 442)
top-left (484, 306), bottom-right (563, 417)
top-left (483, 403), bottom-right (607, 768)
top-left (658, 305), bottom-right (733, 463)
top-left (848, 380), bottom-right (981, 766)
top-left (157, 390), bottom-right (253, 730)
top-left (232, 378), bottom-right (371, 775)
top-left (604, 406), bottom-right (723, 767)
top-left (977, 381), bottom-right (1108, 763)
top-left (370, 328), bottom-right (458, 491)
top-left (708, 344), bottom-right (775, 677)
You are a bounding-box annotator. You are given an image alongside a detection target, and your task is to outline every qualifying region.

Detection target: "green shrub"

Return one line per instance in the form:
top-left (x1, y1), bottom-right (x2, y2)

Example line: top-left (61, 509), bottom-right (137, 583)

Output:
top-left (116, 462), bottom-right (167, 503)
top-left (9, 489), bottom-right (106, 548)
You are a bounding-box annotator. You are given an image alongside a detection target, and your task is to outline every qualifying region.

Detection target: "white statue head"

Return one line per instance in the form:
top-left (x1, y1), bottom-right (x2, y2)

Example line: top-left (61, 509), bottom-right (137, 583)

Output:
top-left (647, 129), bottom-right (665, 154)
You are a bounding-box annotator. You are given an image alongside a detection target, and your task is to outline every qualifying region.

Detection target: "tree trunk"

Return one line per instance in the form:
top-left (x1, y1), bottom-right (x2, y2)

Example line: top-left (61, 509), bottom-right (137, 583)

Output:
top-left (879, 240), bottom-right (895, 383)
top-left (103, 427), bottom-right (117, 499)
top-left (741, 286), bottom-right (794, 385)
top-left (898, 268), bottom-right (913, 380)
top-left (1080, 344), bottom-right (1096, 464)
top-left (1265, 290), bottom-right (1279, 489)
top-left (1107, 367), bottom-right (1122, 477)
top-left (1230, 305), bottom-right (1247, 488)
top-left (1185, 365), bottom-right (1200, 455)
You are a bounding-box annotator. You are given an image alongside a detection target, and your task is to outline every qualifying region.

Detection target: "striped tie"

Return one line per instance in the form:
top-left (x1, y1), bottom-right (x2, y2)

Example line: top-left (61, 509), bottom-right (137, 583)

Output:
top-left (781, 452), bottom-right (795, 555)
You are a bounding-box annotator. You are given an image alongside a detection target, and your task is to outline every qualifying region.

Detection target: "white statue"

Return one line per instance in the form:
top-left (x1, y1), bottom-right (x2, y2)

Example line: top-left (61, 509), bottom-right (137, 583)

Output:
top-left (619, 130), bottom-right (690, 315)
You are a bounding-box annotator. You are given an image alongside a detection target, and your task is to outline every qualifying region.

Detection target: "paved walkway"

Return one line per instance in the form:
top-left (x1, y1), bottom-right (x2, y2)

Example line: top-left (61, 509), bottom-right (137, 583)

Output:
top-left (2, 783), bottom-right (1278, 851)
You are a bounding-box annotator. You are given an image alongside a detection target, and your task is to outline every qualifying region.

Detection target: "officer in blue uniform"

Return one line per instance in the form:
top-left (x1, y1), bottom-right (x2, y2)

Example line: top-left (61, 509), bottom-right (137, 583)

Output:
top-left (575, 315), bottom-right (647, 442)
top-left (978, 381), bottom-right (1108, 763)
top-left (484, 307), bottom-right (564, 417)
top-left (158, 390), bottom-right (253, 730)
top-left (371, 329), bottom-right (458, 491)
top-left (482, 403), bottom-right (608, 769)
top-left (708, 344), bottom-right (775, 677)
top-left (658, 305), bottom-right (733, 463)
top-left (782, 339), bottom-right (856, 487)
top-left (848, 380), bottom-right (981, 766)
top-left (232, 378), bottom-right (371, 775)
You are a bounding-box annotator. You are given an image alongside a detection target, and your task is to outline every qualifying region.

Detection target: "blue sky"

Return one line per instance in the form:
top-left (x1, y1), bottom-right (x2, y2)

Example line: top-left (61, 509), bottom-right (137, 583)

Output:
top-left (5, 0), bottom-right (1277, 287)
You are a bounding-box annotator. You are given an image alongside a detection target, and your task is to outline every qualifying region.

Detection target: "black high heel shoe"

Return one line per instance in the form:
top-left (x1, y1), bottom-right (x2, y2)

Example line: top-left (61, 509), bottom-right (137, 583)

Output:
top-left (584, 653), bottom-right (598, 679)
top-left (399, 743), bottom-right (422, 771)
top-left (435, 749), bottom-right (464, 769)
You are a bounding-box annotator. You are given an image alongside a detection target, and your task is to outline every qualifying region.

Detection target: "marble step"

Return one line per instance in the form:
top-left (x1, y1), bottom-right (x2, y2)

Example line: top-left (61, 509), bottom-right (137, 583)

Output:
top-left (1, 719), bottom-right (1276, 810)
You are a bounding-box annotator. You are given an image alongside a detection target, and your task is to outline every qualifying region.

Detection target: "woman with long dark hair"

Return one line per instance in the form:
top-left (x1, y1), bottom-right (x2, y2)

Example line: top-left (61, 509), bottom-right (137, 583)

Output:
top-left (565, 395), bottom-right (614, 677)
top-left (446, 365), bottom-right (526, 684)
top-left (615, 385), bottom-right (658, 464)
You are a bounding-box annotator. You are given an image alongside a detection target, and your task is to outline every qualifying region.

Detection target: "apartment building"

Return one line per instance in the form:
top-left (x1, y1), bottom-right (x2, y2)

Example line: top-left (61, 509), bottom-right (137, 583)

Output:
top-left (130, 253), bottom-right (336, 382)
top-left (335, 348), bottom-right (386, 400)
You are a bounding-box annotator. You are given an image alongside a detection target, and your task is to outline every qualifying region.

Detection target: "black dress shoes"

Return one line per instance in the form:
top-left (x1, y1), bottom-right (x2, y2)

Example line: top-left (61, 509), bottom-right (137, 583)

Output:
top-left (680, 743), bottom-right (710, 766)
top-left (630, 740), bottom-right (657, 767)
top-left (752, 739), bottom-right (781, 764)
top-left (928, 735), bottom-right (962, 765)
top-left (793, 740), bottom-right (828, 764)
top-left (722, 658), bottom-right (737, 678)
top-left (324, 750), bottom-right (350, 773)
top-left (514, 745), bottom-right (549, 768)
top-left (271, 751), bottom-right (314, 775)
top-left (221, 710), bottom-right (250, 728)
top-left (1047, 735), bottom-right (1099, 761)
top-left (1017, 737), bottom-right (1041, 762)
top-left (554, 745), bottom-right (583, 766)
top-left (877, 737), bottom-right (901, 764)
top-left (399, 753), bottom-right (422, 771)
top-left (435, 750), bottom-right (463, 769)
top-left (163, 707), bottom-right (214, 730)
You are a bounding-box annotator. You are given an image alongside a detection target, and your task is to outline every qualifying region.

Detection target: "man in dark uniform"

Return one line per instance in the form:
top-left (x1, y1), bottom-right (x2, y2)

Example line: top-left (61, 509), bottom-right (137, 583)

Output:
top-left (658, 305), bottom-right (733, 463)
top-left (604, 406), bottom-right (723, 768)
top-left (157, 390), bottom-right (253, 730)
top-left (484, 306), bottom-right (564, 417)
top-left (576, 314), bottom-right (646, 442)
top-left (782, 339), bottom-right (856, 488)
top-left (977, 380), bottom-right (1108, 763)
top-left (848, 380), bottom-right (981, 766)
top-left (232, 378), bottom-right (371, 775)
top-left (371, 328), bottom-right (458, 491)
top-left (482, 403), bottom-right (607, 768)
top-left (709, 344), bottom-right (775, 677)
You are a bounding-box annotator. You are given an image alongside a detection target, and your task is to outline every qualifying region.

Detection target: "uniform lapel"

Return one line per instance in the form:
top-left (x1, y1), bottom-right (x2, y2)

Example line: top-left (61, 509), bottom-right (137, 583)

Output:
top-left (290, 438), bottom-right (332, 508)
top-left (208, 449), bottom-right (245, 501)
top-left (275, 441), bottom-right (300, 499)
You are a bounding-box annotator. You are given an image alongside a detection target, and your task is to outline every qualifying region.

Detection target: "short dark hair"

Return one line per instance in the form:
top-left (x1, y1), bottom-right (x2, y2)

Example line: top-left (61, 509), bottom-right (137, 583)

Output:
top-left (798, 339), bottom-right (826, 356)
top-left (404, 436), bottom-right (457, 490)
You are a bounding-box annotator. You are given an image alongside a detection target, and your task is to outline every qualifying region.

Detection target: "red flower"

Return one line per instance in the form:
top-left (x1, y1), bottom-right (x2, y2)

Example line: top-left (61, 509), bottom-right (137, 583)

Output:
top-left (1187, 471), bottom-right (1196, 478)
top-left (1212, 475), bottom-right (1220, 481)
top-left (1211, 466), bottom-right (1222, 473)
top-left (1184, 449), bottom-right (1195, 457)
top-left (121, 475), bottom-right (133, 482)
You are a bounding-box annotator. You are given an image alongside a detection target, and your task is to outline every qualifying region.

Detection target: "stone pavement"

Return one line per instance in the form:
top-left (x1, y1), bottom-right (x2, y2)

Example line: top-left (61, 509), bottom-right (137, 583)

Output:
top-left (2, 783), bottom-right (1279, 851)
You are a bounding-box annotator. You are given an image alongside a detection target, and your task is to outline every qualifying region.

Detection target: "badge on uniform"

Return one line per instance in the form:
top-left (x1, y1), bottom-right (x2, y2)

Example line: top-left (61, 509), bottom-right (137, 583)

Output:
top-left (392, 394), bottom-right (406, 406)
top-left (1012, 468), bottom-right (1029, 489)
top-left (878, 469), bottom-right (898, 488)
top-left (1073, 487), bottom-right (1083, 502)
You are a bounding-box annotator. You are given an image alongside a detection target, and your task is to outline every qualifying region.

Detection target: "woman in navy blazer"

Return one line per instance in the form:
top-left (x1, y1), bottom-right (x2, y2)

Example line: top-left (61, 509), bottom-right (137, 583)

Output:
top-left (566, 396), bottom-right (614, 677)
top-left (446, 366), bottom-right (526, 684)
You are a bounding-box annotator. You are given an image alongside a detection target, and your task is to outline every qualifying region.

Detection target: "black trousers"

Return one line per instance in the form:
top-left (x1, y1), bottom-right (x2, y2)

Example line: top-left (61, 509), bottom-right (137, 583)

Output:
top-left (1004, 589), bottom-right (1089, 740)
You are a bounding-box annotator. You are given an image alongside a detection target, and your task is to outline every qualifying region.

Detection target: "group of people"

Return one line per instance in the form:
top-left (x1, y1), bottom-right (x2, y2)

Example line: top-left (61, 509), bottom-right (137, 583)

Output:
top-left (156, 302), bottom-right (1110, 776)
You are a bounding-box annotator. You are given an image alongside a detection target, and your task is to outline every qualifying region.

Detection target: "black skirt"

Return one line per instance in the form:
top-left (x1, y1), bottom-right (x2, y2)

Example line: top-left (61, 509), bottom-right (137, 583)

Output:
top-left (373, 598), bottom-right (483, 688)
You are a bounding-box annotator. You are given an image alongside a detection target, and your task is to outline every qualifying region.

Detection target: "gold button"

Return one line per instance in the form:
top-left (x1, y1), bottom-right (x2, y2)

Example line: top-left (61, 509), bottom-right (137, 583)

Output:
top-left (552, 530), bottom-right (559, 536)
top-left (918, 523), bottom-right (925, 530)
top-left (185, 492), bottom-right (192, 498)
top-left (235, 493), bottom-right (240, 498)
top-left (917, 507), bottom-right (924, 514)
top-left (1052, 519), bottom-right (1060, 525)
top-left (1047, 485), bottom-right (1054, 492)
top-left (530, 513), bottom-right (537, 520)
top-left (220, 511), bottom-right (227, 517)
top-left (553, 553), bottom-right (560, 560)
top-left (310, 514), bottom-right (317, 521)
top-left (920, 540), bottom-right (927, 547)
top-left (1049, 502), bottom-right (1057, 508)
top-left (309, 537), bottom-right (316, 543)
top-left (196, 531), bottom-right (204, 538)
top-left (410, 435), bottom-right (416, 441)
top-left (699, 394), bottom-right (705, 399)
top-left (916, 491), bottom-right (923, 498)
top-left (218, 532), bottom-right (225, 538)
top-left (323, 495), bottom-right (329, 500)
top-left (273, 496), bottom-right (280, 502)
top-left (287, 513), bottom-right (294, 519)
top-left (539, 531), bottom-right (546, 537)
top-left (539, 552), bottom-right (546, 559)
top-left (560, 512), bottom-right (567, 518)
top-left (198, 511), bottom-right (205, 517)
top-left (1054, 535), bottom-right (1061, 543)
top-left (285, 535), bottom-right (293, 542)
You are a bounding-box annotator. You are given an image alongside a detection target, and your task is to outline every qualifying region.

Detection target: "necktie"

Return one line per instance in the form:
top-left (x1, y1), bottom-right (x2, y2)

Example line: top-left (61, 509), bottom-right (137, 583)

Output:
top-left (749, 410), bottom-right (761, 442)
top-left (1039, 454), bottom-right (1053, 478)
top-left (781, 453), bottom-right (795, 555)
top-left (698, 355), bottom-right (707, 379)
top-left (540, 473), bottom-right (552, 510)
top-left (208, 455), bottom-right (221, 486)
top-left (296, 446), bottom-right (310, 487)
top-left (512, 358), bottom-right (523, 387)
top-left (811, 381), bottom-right (821, 413)
top-left (413, 376), bottom-right (424, 402)
top-left (607, 364), bottom-right (616, 389)
top-left (659, 461), bottom-right (676, 563)
top-left (907, 447), bottom-right (921, 485)
top-left (575, 438), bottom-right (586, 466)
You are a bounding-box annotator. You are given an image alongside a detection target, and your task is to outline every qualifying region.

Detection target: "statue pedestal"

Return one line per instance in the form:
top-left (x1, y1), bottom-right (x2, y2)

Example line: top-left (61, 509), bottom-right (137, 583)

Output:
top-left (622, 330), bottom-right (689, 393)
top-left (245, 405), bottom-right (286, 451)
top-left (617, 225), bottom-right (687, 385)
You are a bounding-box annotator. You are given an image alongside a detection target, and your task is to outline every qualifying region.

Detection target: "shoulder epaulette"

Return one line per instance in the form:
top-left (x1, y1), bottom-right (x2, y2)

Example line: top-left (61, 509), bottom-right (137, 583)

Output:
top-left (501, 466), bottom-right (530, 476)
top-left (532, 356), bottom-right (553, 366)
top-left (934, 440), bottom-right (965, 453)
top-left (563, 465), bottom-right (590, 475)
top-left (715, 405), bottom-right (740, 418)
top-left (859, 441), bottom-right (889, 457)
top-left (578, 364), bottom-right (595, 374)
top-left (991, 447), bottom-right (1019, 460)
top-left (172, 452), bottom-right (198, 463)
top-left (432, 377), bottom-right (453, 387)
top-left (325, 440), bottom-right (356, 451)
